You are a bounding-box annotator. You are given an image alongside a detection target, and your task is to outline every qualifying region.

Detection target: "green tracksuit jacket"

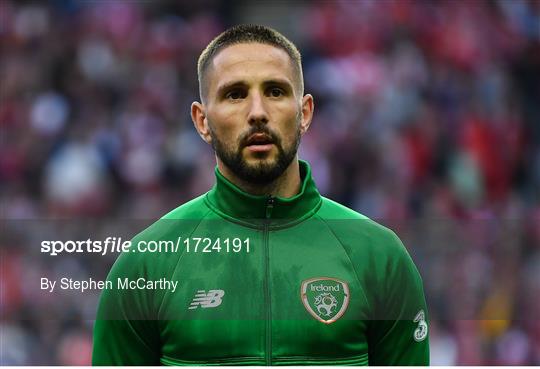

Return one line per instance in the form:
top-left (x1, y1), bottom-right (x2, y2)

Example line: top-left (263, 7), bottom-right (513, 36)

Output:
top-left (92, 160), bottom-right (429, 365)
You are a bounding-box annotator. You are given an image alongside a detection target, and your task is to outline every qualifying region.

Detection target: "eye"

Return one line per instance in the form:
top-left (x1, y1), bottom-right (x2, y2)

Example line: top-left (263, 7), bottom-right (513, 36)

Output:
top-left (268, 87), bottom-right (284, 98)
top-left (226, 90), bottom-right (245, 100)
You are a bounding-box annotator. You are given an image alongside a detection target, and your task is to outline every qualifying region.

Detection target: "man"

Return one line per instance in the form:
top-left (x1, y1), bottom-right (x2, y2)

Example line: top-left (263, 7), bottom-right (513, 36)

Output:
top-left (92, 24), bottom-right (429, 365)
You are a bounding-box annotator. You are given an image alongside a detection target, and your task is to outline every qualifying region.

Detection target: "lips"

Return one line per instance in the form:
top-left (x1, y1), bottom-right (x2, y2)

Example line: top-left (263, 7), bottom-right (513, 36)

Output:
top-left (245, 133), bottom-right (274, 146)
top-left (244, 133), bottom-right (275, 153)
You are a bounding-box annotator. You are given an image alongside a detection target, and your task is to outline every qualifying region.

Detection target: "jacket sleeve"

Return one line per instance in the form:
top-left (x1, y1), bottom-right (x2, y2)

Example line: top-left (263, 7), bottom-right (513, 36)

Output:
top-left (368, 231), bottom-right (430, 365)
top-left (92, 251), bottom-right (161, 365)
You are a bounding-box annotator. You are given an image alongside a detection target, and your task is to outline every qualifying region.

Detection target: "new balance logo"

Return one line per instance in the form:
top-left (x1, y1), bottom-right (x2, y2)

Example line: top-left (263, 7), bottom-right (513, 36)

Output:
top-left (188, 289), bottom-right (225, 309)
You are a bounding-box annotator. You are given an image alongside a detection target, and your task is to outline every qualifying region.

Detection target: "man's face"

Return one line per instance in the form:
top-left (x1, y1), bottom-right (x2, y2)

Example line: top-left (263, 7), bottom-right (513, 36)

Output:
top-left (201, 43), bottom-right (304, 185)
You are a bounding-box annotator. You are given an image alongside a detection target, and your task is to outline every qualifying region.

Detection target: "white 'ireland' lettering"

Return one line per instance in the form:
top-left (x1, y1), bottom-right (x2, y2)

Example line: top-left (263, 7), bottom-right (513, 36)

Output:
top-left (310, 284), bottom-right (341, 292)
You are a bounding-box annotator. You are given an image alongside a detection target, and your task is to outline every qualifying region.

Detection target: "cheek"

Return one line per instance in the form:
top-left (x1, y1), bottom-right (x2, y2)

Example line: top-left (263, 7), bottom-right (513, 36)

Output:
top-left (275, 105), bottom-right (301, 137)
top-left (208, 109), bottom-right (244, 137)
top-left (213, 100), bottom-right (249, 122)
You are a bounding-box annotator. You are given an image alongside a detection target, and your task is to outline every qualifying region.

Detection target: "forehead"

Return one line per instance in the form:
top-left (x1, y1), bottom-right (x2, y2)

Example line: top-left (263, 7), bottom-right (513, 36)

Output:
top-left (208, 43), bottom-right (295, 90)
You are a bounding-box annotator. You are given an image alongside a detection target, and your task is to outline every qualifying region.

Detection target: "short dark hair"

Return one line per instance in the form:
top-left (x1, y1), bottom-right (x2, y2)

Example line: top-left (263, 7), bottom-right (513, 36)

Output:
top-left (197, 24), bottom-right (303, 102)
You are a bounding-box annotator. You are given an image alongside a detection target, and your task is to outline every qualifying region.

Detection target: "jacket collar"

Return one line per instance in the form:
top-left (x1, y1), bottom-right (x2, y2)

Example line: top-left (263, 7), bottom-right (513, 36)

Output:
top-left (206, 160), bottom-right (322, 224)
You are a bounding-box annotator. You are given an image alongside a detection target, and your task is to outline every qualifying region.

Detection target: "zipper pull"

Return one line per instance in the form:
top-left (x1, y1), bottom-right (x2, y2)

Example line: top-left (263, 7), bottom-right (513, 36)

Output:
top-left (265, 196), bottom-right (275, 219)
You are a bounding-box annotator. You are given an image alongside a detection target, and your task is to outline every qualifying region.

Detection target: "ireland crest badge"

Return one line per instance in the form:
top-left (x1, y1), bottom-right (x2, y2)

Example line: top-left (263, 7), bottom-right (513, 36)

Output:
top-left (301, 277), bottom-right (350, 324)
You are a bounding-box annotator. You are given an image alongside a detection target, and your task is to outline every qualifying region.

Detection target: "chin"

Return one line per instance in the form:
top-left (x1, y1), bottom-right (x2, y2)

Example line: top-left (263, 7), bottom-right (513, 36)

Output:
top-left (243, 148), bottom-right (277, 161)
top-left (244, 153), bottom-right (278, 166)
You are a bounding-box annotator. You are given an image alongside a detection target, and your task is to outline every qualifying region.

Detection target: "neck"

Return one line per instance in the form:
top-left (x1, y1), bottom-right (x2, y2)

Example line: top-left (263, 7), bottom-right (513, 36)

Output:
top-left (217, 158), bottom-right (301, 198)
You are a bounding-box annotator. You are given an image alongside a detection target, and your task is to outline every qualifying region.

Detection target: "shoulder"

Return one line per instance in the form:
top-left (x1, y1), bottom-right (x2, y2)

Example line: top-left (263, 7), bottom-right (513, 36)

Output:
top-left (315, 198), bottom-right (424, 312)
top-left (160, 193), bottom-right (211, 220)
top-left (318, 196), bottom-right (369, 220)
top-left (317, 196), bottom-right (406, 258)
top-left (113, 194), bottom-right (212, 272)
top-left (116, 194), bottom-right (210, 250)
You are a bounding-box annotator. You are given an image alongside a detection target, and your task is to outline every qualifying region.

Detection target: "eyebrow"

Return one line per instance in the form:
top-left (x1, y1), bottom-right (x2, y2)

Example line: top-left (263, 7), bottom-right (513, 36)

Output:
top-left (216, 81), bottom-right (248, 97)
top-left (216, 78), bottom-right (294, 96)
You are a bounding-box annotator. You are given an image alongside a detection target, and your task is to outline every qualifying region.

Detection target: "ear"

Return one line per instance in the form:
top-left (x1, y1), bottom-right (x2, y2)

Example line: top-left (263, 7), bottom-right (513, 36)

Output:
top-left (299, 94), bottom-right (314, 136)
top-left (191, 101), bottom-right (212, 144)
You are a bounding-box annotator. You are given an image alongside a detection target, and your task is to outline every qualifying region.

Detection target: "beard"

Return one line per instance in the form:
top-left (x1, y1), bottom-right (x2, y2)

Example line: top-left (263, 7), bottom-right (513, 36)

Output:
top-left (209, 120), bottom-right (301, 185)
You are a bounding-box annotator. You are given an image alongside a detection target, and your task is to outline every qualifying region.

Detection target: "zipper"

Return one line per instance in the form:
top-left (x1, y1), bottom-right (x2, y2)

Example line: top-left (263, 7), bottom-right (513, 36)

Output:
top-left (265, 196), bottom-right (275, 219)
top-left (263, 196), bottom-right (274, 365)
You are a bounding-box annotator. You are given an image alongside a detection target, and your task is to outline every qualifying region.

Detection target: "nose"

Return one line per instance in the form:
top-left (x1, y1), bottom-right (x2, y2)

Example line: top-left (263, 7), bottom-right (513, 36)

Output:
top-left (247, 91), bottom-right (269, 126)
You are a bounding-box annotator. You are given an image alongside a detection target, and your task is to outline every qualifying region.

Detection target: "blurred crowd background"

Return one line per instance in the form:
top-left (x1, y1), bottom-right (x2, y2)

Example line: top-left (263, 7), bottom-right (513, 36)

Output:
top-left (1, 0), bottom-right (539, 365)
